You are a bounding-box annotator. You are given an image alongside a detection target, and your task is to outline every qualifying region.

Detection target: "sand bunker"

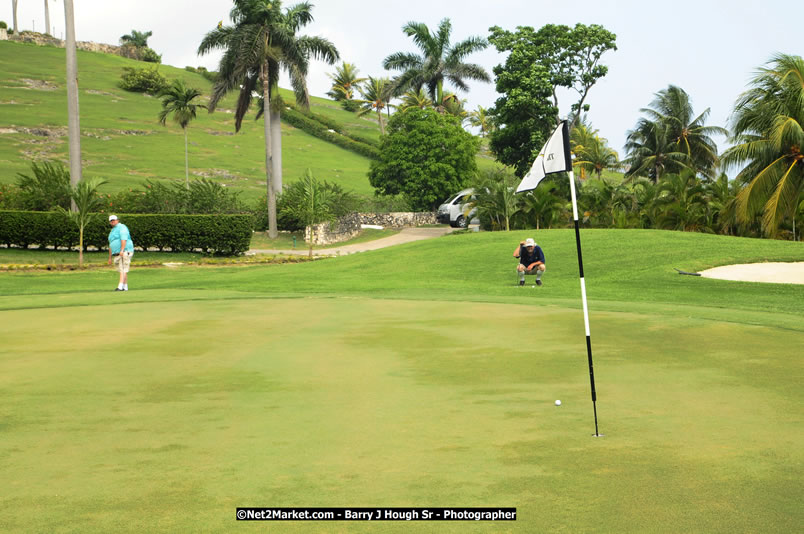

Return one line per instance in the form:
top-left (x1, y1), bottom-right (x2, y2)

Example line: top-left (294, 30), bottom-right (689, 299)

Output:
top-left (698, 262), bottom-right (804, 285)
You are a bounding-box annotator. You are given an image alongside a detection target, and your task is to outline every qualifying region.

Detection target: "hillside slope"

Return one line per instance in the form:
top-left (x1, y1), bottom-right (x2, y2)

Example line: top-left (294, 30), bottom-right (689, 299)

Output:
top-left (0, 40), bottom-right (380, 198)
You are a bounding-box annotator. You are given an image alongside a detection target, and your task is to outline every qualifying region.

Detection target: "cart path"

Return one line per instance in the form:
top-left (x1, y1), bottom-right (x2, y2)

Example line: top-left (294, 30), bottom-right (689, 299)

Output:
top-left (248, 226), bottom-right (458, 256)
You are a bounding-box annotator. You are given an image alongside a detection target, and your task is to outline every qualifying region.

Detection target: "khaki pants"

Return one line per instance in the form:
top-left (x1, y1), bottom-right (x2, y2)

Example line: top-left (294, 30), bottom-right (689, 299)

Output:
top-left (114, 251), bottom-right (133, 273)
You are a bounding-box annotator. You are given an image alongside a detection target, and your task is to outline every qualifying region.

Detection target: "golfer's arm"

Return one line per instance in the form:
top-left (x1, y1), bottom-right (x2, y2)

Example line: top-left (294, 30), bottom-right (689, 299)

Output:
top-left (120, 239), bottom-right (127, 253)
top-left (513, 246), bottom-right (521, 258)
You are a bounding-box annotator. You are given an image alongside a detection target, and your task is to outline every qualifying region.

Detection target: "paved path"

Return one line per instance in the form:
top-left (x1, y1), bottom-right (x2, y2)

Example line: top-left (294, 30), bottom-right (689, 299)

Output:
top-left (248, 226), bottom-right (458, 256)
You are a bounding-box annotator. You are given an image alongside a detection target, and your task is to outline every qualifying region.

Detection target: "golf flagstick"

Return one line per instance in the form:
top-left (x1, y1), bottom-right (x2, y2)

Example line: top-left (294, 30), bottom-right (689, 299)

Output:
top-left (516, 120), bottom-right (601, 437)
top-left (567, 167), bottom-right (601, 437)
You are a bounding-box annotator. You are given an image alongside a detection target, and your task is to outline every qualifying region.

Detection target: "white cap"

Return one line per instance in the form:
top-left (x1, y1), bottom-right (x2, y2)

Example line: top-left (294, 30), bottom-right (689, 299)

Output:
top-left (108, 215), bottom-right (118, 221)
top-left (524, 238), bottom-right (536, 247)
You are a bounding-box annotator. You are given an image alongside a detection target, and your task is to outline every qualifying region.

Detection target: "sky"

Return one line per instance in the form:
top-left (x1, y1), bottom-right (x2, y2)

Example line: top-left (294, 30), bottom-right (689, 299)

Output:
top-left (2, 0), bottom-right (800, 158)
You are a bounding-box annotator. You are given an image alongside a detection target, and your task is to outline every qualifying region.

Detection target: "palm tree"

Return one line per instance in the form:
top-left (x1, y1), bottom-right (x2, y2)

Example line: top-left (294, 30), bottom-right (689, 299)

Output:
top-left (624, 85), bottom-right (726, 181)
top-left (464, 168), bottom-right (521, 231)
top-left (326, 62), bottom-right (366, 111)
top-left (120, 29), bottom-right (153, 48)
top-left (522, 182), bottom-right (565, 230)
top-left (571, 123), bottom-right (620, 180)
top-left (641, 85), bottom-right (726, 178)
top-left (722, 53), bottom-right (804, 237)
top-left (288, 169), bottom-right (333, 257)
top-left (158, 79), bottom-right (208, 189)
top-left (44, 0), bottom-right (53, 36)
top-left (382, 18), bottom-right (490, 105)
top-left (11, 0), bottom-right (18, 33)
top-left (63, 0), bottom-right (81, 209)
top-left (57, 178), bottom-right (107, 268)
top-left (356, 77), bottom-right (393, 135)
top-left (468, 106), bottom-right (494, 138)
top-left (398, 88), bottom-right (433, 111)
top-left (656, 170), bottom-right (708, 231)
top-left (198, 0), bottom-right (338, 238)
top-left (623, 119), bottom-right (690, 183)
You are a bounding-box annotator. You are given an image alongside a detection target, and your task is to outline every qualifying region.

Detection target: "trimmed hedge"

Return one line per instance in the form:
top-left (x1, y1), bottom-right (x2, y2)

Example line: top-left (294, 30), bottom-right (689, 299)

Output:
top-left (280, 106), bottom-right (380, 160)
top-left (0, 211), bottom-right (252, 255)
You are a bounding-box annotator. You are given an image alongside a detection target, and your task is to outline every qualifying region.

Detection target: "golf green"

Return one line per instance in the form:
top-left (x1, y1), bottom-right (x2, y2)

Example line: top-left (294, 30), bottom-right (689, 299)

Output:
top-left (1, 296), bottom-right (800, 533)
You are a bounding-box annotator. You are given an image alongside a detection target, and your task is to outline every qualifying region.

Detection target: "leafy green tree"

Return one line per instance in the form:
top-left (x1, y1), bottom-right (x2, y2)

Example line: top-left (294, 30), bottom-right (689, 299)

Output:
top-left (486, 53), bottom-right (556, 176)
top-left (369, 107), bottom-right (479, 211)
top-left (356, 76), bottom-right (393, 135)
top-left (158, 79), bottom-right (208, 189)
top-left (120, 29), bottom-right (152, 48)
top-left (383, 18), bottom-right (490, 105)
top-left (722, 53), bottom-right (804, 237)
top-left (326, 62), bottom-right (366, 112)
top-left (198, 0), bottom-right (339, 238)
top-left (287, 169), bottom-right (334, 257)
top-left (57, 178), bottom-right (107, 267)
top-left (465, 168), bottom-right (521, 231)
top-left (488, 23), bottom-right (616, 129)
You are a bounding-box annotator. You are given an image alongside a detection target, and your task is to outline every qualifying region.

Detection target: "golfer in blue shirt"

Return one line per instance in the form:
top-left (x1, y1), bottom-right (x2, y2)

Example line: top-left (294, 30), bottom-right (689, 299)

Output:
top-left (107, 215), bottom-right (134, 291)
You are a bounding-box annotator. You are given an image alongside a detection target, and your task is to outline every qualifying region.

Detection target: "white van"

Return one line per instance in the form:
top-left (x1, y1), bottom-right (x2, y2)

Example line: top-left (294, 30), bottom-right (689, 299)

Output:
top-left (436, 188), bottom-right (479, 228)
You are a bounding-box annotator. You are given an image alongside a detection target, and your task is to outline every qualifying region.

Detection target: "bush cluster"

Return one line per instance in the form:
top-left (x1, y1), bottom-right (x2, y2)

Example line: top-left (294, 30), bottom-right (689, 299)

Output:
top-left (13, 161), bottom-right (71, 211)
top-left (103, 179), bottom-right (247, 215)
top-left (251, 180), bottom-right (360, 232)
top-left (119, 66), bottom-right (167, 94)
top-left (184, 66), bottom-right (218, 83)
top-left (0, 211), bottom-right (252, 255)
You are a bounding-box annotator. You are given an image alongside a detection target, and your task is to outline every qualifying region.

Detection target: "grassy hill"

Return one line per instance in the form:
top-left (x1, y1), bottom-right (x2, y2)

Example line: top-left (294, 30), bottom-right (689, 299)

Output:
top-left (0, 40), bottom-right (509, 203)
top-left (0, 40), bottom-right (384, 199)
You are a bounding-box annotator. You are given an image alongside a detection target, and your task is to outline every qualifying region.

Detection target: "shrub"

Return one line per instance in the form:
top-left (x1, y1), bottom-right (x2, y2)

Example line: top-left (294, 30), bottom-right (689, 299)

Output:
top-left (119, 66), bottom-right (168, 94)
top-left (0, 211), bottom-right (252, 255)
top-left (0, 21), bottom-right (7, 30)
top-left (15, 161), bottom-right (72, 211)
top-left (140, 47), bottom-right (162, 64)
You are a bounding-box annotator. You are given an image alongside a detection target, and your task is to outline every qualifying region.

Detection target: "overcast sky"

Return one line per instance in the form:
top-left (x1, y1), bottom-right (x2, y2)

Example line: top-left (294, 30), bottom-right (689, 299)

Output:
top-left (3, 0), bottom-right (800, 157)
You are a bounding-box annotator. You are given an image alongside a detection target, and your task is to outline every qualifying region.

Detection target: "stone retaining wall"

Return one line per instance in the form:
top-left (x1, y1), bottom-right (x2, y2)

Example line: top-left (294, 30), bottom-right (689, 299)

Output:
top-left (5, 31), bottom-right (143, 59)
top-left (305, 212), bottom-right (437, 246)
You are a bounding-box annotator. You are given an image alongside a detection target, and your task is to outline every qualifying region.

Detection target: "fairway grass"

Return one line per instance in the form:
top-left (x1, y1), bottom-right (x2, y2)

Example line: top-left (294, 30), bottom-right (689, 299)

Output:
top-left (0, 298), bottom-right (801, 533)
top-left (0, 229), bottom-right (802, 532)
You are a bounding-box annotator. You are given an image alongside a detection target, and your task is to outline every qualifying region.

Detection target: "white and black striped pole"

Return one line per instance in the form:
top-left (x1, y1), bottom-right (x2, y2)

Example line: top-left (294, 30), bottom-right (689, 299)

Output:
top-left (516, 120), bottom-right (601, 437)
top-left (567, 166), bottom-right (601, 437)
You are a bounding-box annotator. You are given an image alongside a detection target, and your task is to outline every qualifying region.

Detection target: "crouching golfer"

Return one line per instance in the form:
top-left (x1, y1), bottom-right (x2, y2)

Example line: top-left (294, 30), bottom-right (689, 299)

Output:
top-left (514, 238), bottom-right (546, 286)
top-left (107, 215), bottom-right (134, 291)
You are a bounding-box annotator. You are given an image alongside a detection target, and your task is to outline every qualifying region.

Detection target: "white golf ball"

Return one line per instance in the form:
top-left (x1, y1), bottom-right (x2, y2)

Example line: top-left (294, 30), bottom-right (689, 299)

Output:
top-left (555, 400), bottom-right (562, 406)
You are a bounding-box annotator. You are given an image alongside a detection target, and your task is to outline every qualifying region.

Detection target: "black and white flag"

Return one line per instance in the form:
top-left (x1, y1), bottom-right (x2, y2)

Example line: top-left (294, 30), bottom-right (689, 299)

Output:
top-left (515, 121), bottom-right (572, 193)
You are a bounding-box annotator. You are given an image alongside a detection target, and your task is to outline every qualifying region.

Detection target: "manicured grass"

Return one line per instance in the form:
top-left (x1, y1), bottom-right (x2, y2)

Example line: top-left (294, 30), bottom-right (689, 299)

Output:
top-left (0, 229), bottom-right (801, 532)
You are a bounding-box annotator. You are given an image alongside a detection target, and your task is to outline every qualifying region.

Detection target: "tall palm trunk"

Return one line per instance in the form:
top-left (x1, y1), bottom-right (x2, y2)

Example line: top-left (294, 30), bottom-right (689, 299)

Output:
top-left (12, 0), bottom-right (18, 33)
top-left (44, 0), bottom-right (51, 35)
top-left (270, 106), bottom-right (282, 192)
top-left (262, 62), bottom-right (277, 238)
top-left (183, 127), bottom-right (189, 189)
top-left (376, 108), bottom-right (385, 135)
top-left (63, 0), bottom-right (81, 211)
